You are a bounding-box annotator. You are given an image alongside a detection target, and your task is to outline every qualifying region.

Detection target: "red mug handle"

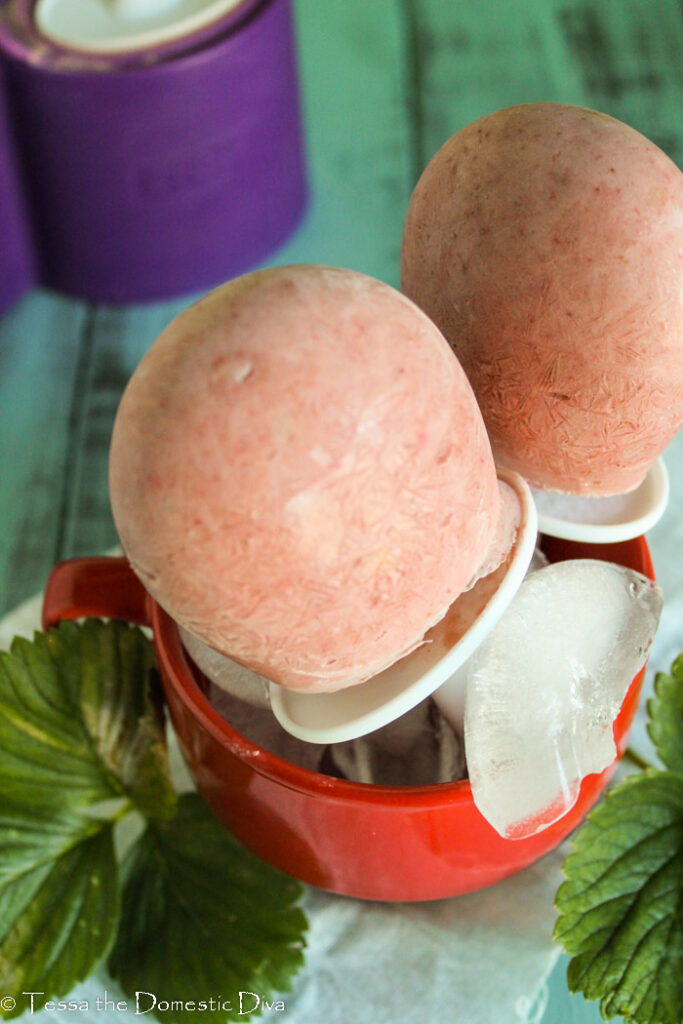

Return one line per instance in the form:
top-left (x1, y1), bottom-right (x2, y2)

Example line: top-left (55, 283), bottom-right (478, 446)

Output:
top-left (42, 556), bottom-right (151, 630)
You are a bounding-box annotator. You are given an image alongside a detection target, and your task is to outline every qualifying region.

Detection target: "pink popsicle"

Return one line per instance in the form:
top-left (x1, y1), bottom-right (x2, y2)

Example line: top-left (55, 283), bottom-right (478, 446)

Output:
top-left (109, 265), bottom-right (501, 692)
top-left (401, 103), bottom-right (683, 496)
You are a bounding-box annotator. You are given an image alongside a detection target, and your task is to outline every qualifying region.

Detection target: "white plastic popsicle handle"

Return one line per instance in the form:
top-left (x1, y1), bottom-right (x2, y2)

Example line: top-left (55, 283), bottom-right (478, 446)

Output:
top-left (34, 0), bottom-right (245, 53)
top-left (269, 468), bottom-right (538, 744)
top-left (531, 457), bottom-right (669, 544)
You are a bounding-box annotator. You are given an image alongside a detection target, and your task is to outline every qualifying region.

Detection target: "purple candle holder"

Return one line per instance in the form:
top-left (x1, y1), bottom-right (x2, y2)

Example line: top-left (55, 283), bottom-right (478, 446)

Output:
top-left (0, 0), bottom-right (307, 304)
top-left (0, 66), bottom-right (35, 315)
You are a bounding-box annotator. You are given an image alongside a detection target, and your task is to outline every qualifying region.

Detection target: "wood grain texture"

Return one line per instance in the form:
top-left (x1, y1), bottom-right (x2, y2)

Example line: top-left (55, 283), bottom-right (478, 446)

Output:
top-left (0, 3), bottom-right (681, 1019)
top-left (0, 294), bottom-right (86, 615)
top-left (404, 0), bottom-right (683, 169)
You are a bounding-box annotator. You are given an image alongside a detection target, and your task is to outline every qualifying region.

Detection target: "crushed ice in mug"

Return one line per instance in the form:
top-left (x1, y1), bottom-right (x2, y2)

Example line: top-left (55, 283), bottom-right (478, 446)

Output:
top-left (180, 553), bottom-right (661, 816)
top-left (206, 677), bottom-right (466, 786)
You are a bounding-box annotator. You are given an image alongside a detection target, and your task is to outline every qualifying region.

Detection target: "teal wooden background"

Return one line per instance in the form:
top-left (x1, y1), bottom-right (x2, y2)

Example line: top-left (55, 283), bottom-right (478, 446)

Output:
top-left (1, 2), bottom-right (681, 1021)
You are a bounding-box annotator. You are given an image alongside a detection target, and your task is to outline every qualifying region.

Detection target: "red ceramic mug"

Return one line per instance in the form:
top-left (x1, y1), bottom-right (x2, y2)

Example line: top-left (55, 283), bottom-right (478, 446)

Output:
top-left (42, 535), bottom-right (654, 902)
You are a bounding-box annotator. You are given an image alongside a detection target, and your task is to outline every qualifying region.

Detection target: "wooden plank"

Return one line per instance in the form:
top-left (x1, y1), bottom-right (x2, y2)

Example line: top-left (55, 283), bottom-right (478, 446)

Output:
top-left (275, 0), bottom-right (419, 287)
top-left (403, 0), bottom-right (679, 172)
top-left (555, 0), bottom-right (683, 164)
top-left (405, 0), bottom-right (682, 171)
top-left (0, 291), bottom-right (87, 616)
top-left (53, 301), bottom-right (189, 563)
top-left (404, 0), bottom-right (590, 168)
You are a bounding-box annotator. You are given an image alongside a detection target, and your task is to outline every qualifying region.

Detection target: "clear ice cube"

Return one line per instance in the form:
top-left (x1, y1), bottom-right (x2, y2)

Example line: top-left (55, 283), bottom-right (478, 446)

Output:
top-left (179, 626), bottom-right (270, 707)
top-left (325, 699), bottom-right (465, 785)
top-left (463, 559), bottom-right (662, 839)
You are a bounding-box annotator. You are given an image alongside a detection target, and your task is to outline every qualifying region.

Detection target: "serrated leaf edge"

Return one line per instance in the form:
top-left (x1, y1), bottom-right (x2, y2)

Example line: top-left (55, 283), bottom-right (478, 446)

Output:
top-left (555, 769), bottom-right (683, 1024)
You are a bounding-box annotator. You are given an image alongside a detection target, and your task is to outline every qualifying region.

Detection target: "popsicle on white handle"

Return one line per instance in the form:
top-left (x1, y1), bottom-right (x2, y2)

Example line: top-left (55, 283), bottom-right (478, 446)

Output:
top-left (401, 103), bottom-right (683, 544)
top-left (270, 468), bottom-right (537, 743)
top-left (110, 265), bottom-right (503, 698)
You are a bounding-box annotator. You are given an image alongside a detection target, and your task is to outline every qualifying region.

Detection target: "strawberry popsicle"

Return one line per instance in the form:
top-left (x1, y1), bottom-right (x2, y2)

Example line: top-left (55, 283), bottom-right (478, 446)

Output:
top-left (109, 265), bottom-right (505, 693)
top-left (401, 103), bottom-right (683, 496)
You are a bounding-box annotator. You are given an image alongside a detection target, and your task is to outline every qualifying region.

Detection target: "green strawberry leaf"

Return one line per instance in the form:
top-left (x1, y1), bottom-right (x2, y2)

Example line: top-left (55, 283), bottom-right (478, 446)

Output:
top-left (108, 793), bottom-right (308, 1023)
top-left (0, 620), bottom-right (176, 820)
top-left (648, 655), bottom-right (683, 775)
top-left (554, 771), bottom-right (683, 1024)
top-left (0, 801), bottom-right (119, 1018)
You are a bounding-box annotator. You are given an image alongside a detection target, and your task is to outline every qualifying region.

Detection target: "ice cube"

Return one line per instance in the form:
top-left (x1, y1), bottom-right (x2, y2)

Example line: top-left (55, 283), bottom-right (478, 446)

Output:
top-left (179, 626), bottom-right (270, 708)
top-left (324, 699), bottom-right (465, 785)
top-left (463, 559), bottom-right (662, 839)
top-left (433, 544), bottom-right (549, 734)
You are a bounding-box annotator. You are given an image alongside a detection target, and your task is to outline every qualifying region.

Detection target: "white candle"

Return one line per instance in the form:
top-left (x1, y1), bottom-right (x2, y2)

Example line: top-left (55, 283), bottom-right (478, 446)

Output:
top-left (109, 0), bottom-right (185, 21)
top-left (34, 0), bottom-right (246, 53)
